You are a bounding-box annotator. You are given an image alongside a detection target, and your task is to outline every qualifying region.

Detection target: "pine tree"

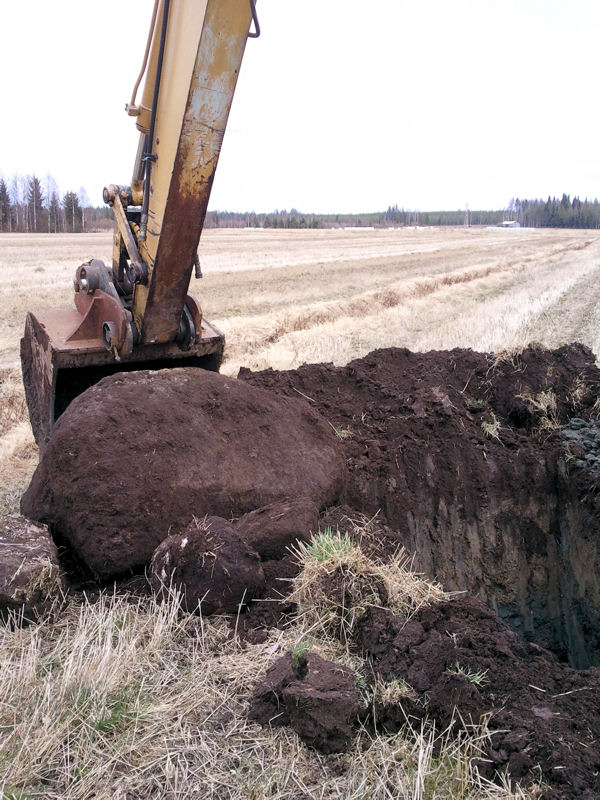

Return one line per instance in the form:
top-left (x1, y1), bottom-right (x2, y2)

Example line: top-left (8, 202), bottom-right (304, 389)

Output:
top-left (26, 175), bottom-right (45, 232)
top-left (48, 191), bottom-right (62, 233)
top-left (63, 191), bottom-right (83, 232)
top-left (0, 178), bottom-right (12, 232)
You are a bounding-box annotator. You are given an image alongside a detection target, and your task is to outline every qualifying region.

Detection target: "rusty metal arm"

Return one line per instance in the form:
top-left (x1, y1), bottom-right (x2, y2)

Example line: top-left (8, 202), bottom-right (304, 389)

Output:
top-left (124, 0), bottom-right (255, 345)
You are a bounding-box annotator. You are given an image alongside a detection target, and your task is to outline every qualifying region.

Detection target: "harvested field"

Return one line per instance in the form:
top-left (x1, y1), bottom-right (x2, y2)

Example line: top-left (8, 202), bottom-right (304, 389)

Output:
top-left (2, 227), bottom-right (600, 372)
top-left (2, 227), bottom-right (600, 798)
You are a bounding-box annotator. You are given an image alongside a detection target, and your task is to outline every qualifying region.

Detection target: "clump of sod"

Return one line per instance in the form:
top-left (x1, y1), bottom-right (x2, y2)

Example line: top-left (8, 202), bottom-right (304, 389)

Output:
top-left (289, 526), bottom-right (446, 643)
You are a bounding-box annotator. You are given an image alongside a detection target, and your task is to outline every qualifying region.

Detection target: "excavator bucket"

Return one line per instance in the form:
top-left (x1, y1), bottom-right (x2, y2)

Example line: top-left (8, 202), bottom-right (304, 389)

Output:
top-left (21, 297), bottom-right (224, 450)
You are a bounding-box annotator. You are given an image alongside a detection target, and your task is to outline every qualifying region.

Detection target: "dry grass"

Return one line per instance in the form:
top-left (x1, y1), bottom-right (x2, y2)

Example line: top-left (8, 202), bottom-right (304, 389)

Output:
top-left (0, 369), bottom-right (37, 513)
top-left (0, 227), bottom-right (594, 797)
top-left (0, 531), bottom-right (536, 800)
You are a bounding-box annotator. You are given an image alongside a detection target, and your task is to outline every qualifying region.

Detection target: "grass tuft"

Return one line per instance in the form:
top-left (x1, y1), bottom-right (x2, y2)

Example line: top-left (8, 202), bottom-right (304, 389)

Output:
top-left (290, 527), bottom-right (446, 644)
top-left (481, 411), bottom-right (502, 441)
top-left (450, 662), bottom-right (491, 687)
top-left (301, 526), bottom-right (358, 563)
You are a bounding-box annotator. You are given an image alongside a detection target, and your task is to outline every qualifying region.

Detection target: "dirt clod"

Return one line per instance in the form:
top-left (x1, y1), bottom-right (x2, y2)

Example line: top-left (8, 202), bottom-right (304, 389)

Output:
top-left (0, 515), bottom-right (64, 622)
top-left (250, 652), bottom-right (359, 753)
top-left (149, 516), bottom-right (264, 615)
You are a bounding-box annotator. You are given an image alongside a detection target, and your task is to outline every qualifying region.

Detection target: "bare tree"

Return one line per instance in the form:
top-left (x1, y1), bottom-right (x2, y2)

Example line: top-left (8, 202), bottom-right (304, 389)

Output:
top-left (78, 187), bottom-right (91, 232)
top-left (45, 174), bottom-right (60, 232)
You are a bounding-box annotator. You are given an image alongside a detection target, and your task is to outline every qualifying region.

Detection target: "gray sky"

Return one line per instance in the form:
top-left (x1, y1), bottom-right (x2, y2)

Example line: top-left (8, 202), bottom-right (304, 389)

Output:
top-left (2, 0), bottom-right (599, 213)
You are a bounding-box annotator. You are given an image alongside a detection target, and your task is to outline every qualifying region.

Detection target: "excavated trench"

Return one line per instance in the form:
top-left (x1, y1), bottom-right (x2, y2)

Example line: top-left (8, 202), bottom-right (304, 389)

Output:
top-left (240, 343), bottom-right (600, 669)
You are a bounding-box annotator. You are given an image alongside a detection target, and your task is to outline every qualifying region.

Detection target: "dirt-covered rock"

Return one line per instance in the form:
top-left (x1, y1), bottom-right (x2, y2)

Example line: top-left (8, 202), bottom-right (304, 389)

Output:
top-left (249, 652), bottom-right (297, 727)
top-left (234, 497), bottom-right (319, 560)
top-left (149, 516), bottom-right (264, 614)
top-left (354, 595), bottom-right (600, 799)
top-left (21, 368), bottom-right (346, 579)
top-left (249, 652), bottom-right (359, 753)
top-left (0, 515), bottom-right (64, 621)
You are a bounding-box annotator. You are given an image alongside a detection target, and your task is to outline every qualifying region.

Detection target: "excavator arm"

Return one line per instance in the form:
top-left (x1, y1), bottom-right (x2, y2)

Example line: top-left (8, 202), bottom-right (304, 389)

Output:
top-left (21, 0), bottom-right (258, 447)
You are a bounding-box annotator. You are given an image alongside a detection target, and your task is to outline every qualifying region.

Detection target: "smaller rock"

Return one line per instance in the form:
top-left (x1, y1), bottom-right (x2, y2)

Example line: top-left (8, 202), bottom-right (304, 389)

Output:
top-left (567, 443), bottom-right (586, 459)
top-left (149, 516), bottom-right (264, 614)
top-left (0, 515), bottom-right (64, 622)
top-left (249, 653), bottom-right (297, 726)
top-left (234, 498), bottom-right (319, 560)
top-left (250, 651), bottom-right (359, 753)
top-left (569, 418), bottom-right (588, 430)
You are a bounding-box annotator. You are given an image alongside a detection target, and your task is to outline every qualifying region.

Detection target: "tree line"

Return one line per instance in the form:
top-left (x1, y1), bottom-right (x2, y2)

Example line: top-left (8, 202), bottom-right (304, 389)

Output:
top-left (203, 207), bottom-right (507, 229)
top-left (0, 173), bottom-right (111, 233)
top-left (3, 173), bottom-right (600, 232)
top-left (508, 195), bottom-right (600, 229)
top-left (204, 198), bottom-right (600, 230)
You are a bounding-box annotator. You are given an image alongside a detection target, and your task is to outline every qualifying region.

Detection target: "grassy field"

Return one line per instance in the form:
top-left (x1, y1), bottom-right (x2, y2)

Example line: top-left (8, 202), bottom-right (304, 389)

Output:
top-left (1, 226), bottom-right (598, 798)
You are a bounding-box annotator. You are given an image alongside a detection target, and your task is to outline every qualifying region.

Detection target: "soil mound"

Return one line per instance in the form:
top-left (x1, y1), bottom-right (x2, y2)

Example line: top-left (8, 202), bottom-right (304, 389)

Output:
top-left (21, 368), bottom-right (346, 579)
top-left (355, 595), bottom-right (600, 799)
top-left (240, 343), bottom-right (600, 667)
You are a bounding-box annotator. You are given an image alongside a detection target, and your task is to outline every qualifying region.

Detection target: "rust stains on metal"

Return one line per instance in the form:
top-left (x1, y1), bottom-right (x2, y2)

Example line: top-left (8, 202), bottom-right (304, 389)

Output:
top-left (141, 0), bottom-right (252, 345)
top-left (21, 303), bottom-right (224, 448)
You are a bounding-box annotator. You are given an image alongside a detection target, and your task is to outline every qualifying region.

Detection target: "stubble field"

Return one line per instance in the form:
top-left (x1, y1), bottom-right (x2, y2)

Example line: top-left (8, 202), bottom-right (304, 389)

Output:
top-left (2, 226), bottom-right (600, 799)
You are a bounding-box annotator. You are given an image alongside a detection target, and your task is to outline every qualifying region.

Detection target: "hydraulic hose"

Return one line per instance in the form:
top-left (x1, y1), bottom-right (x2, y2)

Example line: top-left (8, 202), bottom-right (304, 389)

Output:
top-left (139, 0), bottom-right (170, 243)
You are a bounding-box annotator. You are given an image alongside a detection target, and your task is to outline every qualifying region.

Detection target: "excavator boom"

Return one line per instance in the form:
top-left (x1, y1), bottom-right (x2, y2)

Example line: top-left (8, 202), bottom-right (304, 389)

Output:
top-left (21, 0), bottom-right (258, 447)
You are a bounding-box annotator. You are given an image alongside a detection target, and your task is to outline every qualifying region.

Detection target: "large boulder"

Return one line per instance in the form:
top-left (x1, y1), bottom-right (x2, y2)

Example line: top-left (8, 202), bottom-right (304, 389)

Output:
top-left (149, 516), bottom-right (264, 614)
top-left (0, 515), bottom-right (64, 622)
top-left (21, 368), bottom-right (346, 579)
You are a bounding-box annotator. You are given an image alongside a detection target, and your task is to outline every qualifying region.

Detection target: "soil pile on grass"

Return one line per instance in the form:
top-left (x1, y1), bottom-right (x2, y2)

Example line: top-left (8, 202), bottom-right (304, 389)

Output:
top-left (240, 343), bottom-right (600, 667)
top-left (21, 368), bottom-right (346, 579)
top-left (355, 595), bottom-right (600, 800)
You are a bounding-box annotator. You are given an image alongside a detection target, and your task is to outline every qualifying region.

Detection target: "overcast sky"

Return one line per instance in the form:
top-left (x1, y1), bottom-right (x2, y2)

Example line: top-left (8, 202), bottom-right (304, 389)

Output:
top-left (1, 1), bottom-right (599, 213)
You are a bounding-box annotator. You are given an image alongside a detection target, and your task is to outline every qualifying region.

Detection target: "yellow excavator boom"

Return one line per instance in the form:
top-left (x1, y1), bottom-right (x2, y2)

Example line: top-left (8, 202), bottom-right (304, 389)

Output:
top-left (21, 0), bottom-right (259, 448)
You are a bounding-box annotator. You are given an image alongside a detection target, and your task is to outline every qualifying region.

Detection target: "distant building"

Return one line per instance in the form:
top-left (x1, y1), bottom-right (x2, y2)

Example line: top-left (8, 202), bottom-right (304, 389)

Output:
top-left (500, 220), bottom-right (520, 228)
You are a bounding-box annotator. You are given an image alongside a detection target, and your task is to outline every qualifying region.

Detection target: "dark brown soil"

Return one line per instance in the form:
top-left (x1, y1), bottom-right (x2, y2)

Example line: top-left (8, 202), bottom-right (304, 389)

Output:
top-left (237, 343), bottom-right (600, 798)
top-left (240, 343), bottom-right (600, 668)
top-left (249, 651), bottom-right (359, 754)
top-left (354, 595), bottom-right (600, 799)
